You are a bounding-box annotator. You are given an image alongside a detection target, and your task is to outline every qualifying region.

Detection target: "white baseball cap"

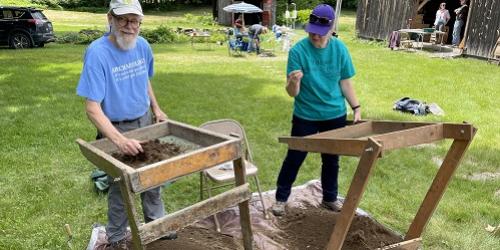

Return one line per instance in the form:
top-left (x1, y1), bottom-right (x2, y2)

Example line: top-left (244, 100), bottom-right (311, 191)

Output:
top-left (109, 0), bottom-right (143, 16)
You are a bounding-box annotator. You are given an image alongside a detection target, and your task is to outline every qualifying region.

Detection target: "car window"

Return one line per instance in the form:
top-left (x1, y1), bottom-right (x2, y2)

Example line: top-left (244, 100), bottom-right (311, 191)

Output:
top-left (31, 11), bottom-right (48, 20)
top-left (13, 10), bottom-right (25, 18)
top-left (2, 10), bottom-right (13, 19)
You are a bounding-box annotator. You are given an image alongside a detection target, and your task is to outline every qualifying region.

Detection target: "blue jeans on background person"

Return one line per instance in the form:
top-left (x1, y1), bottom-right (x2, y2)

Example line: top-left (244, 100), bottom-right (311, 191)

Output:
top-left (435, 21), bottom-right (446, 32)
top-left (452, 19), bottom-right (464, 46)
top-left (247, 35), bottom-right (260, 54)
top-left (275, 114), bottom-right (347, 203)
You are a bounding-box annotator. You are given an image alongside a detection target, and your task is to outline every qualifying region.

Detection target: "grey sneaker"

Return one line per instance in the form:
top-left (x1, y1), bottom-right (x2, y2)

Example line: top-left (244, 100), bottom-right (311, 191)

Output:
top-left (107, 238), bottom-right (130, 250)
top-left (321, 200), bottom-right (343, 212)
top-left (271, 201), bottom-right (287, 216)
top-left (160, 231), bottom-right (178, 240)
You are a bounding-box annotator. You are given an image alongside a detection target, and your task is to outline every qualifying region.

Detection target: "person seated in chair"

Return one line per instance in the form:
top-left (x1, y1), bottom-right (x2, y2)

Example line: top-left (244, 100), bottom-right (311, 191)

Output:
top-left (230, 19), bottom-right (248, 51)
top-left (234, 19), bottom-right (247, 38)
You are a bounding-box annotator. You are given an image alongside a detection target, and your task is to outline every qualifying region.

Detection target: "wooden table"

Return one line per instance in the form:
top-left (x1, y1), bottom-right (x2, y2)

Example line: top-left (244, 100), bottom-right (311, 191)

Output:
top-left (398, 29), bottom-right (446, 51)
top-left (190, 33), bottom-right (212, 50)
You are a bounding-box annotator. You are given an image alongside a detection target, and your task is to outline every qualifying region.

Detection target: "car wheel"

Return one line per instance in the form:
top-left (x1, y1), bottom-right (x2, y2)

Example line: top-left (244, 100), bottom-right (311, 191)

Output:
top-left (9, 33), bottom-right (32, 49)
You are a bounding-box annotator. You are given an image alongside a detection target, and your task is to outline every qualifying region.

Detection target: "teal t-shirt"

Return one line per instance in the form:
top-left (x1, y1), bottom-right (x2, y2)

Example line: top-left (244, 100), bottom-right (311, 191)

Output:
top-left (287, 37), bottom-right (356, 121)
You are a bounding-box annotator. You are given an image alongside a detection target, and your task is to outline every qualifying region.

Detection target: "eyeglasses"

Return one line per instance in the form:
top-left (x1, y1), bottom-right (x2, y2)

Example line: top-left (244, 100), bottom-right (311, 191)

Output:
top-left (111, 13), bottom-right (142, 28)
top-left (309, 14), bottom-right (333, 26)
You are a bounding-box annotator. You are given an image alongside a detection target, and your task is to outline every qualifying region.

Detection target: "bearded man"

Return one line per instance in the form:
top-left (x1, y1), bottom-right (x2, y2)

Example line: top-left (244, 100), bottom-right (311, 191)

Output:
top-left (76, 0), bottom-right (175, 249)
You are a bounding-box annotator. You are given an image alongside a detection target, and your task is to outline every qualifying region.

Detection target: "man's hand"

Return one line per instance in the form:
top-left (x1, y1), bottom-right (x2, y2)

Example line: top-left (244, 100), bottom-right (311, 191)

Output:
top-left (152, 109), bottom-right (168, 123)
top-left (116, 137), bottom-right (144, 156)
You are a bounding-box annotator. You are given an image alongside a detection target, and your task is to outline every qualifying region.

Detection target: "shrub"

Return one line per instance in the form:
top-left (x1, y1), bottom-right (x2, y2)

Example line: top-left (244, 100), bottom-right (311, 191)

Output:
top-left (184, 12), bottom-right (216, 26)
top-left (31, 0), bottom-right (63, 9)
top-left (56, 29), bottom-right (104, 44)
top-left (141, 25), bottom-right (191, 44)
top-left (295, 9), bottom-right (311, 26)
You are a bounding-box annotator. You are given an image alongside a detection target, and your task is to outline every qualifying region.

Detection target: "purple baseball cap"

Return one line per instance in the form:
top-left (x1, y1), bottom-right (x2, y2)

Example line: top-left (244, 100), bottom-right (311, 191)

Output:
top-left (305, 4), bottom-right (335, 36)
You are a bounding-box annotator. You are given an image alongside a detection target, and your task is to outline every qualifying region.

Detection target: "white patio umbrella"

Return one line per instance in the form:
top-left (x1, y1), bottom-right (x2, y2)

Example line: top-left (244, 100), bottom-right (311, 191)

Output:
top-left (223, 2), bottom-right (263, 26)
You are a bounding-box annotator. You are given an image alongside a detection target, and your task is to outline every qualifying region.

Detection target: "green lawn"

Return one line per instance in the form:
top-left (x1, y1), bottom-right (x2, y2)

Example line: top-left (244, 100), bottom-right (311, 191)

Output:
top-left (0, 8), bottom-right (499, 250)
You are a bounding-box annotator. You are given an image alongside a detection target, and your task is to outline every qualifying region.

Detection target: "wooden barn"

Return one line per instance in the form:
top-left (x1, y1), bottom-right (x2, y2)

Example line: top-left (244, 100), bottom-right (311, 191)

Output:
top-left (356, 0), bottom-right (500, 59)
top-left (213, 0), bottom-right (276, 27)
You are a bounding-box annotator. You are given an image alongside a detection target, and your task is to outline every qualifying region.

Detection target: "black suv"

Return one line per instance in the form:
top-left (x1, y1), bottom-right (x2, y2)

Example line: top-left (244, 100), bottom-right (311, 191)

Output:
top-left (0, 6), bottom-right (54, 49)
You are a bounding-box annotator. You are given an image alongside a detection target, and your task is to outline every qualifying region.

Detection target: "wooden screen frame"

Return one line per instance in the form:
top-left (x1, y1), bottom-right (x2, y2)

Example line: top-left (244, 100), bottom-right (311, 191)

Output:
top-left (279, 120), bottom-right (476, 250)
top-left (77, 120), bottom-right (254, 250)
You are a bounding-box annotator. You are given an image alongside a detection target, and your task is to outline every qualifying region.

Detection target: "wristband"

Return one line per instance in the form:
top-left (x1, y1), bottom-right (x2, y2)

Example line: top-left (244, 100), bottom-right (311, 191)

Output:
top-left (351, 105), bottom-right (360, 110)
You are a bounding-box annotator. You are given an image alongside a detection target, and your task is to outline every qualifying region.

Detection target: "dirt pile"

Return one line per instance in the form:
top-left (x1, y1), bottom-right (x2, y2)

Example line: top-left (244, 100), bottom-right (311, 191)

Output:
top-left (111, 139), bottom-right (186, 168)
top-left (147, 205), bottom-right (401, 250)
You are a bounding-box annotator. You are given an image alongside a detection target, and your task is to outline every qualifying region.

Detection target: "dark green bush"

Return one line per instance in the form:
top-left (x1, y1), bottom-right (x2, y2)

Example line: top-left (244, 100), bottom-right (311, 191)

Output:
top-left (31, 0), bottom-right (62, 9)
top-left (184, 12), bottom-right (216, 26)
top-left (141, 26), bottom-right (174, 44)
top-left (56, 29), bottom-right (105, 44)
top-left (141, 25), bottom-right (183, 43)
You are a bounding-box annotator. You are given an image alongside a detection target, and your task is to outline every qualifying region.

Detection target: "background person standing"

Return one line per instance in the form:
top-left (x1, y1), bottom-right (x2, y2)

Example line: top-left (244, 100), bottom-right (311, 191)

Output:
top-left (434, 2), bottom-right (450, 32)
top-left (247, 23), bottom-right (268, 54)
top-left (452, 0), bottom-right (468, 46)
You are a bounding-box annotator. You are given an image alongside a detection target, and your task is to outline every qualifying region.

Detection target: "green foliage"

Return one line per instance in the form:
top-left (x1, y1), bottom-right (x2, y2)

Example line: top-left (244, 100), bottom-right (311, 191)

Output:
top-left (0, 0), bottom-right (44, 7)
top-left (56, 29), bottom-right (104, 44)
top-left (275, 0), bottom-right (359, 25)
top-left (141, 25), bottom-right (192, 44)
top-left (323, 0), bottom-right (359, 9)
top-left (343, 0), bottom-right (359, 9)
top-left (56, 0), bottom-right (107, 8)
top-left (31, 0), bottom-right (62, 9)
top-left (295, 9), bottom-right (311, 25)
top-left (184, 12), bottom-right (216, 26)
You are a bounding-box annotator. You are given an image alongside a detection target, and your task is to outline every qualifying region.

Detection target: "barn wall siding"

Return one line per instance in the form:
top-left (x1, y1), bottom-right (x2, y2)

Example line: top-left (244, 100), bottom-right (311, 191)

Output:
top-left (218, 0), bottom-right (233, 26)
top-left (356, 0), bottom-right (417, 40)
top-left (465, 0), bottom-right (500, 58)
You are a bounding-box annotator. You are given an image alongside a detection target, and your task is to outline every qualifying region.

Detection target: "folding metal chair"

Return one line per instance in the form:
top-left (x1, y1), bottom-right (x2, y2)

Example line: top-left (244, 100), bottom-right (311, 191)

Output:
top-left (199, 119), bottom-right (268, 232)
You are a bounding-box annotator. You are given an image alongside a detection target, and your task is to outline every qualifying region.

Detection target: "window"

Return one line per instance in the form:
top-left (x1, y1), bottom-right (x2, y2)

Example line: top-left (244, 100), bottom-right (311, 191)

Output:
top-left (2, 10), bottom-right (13, 19)
top-left (31, 11), bottom-right (47, 20)
top-left (13, 10), bottom-right (25, 19)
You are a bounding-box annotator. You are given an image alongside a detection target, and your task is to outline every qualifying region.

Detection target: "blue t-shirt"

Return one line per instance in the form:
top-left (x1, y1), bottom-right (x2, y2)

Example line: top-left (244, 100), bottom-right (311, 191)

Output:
top-left (77, 35), bottom-right (154, 121)
top-left (287, 37), bottom-right (356, 121)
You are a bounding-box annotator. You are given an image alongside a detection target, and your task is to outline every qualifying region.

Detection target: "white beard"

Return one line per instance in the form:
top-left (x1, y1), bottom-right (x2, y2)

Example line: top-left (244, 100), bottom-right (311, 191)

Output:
top-left (112, 26), bottom-right (138, 50)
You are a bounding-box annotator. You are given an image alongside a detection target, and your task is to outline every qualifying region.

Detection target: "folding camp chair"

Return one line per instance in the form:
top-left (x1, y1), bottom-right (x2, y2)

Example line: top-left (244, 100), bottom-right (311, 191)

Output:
top-left (199, 119), bottom-right (268, 232)
top-left (227, 29), bottom-right (248, 56)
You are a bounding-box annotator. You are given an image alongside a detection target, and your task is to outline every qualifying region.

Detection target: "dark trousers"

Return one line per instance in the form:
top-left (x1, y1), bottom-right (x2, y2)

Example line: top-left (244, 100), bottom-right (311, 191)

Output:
top-left (276, 114), bottom-right (346, 203)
